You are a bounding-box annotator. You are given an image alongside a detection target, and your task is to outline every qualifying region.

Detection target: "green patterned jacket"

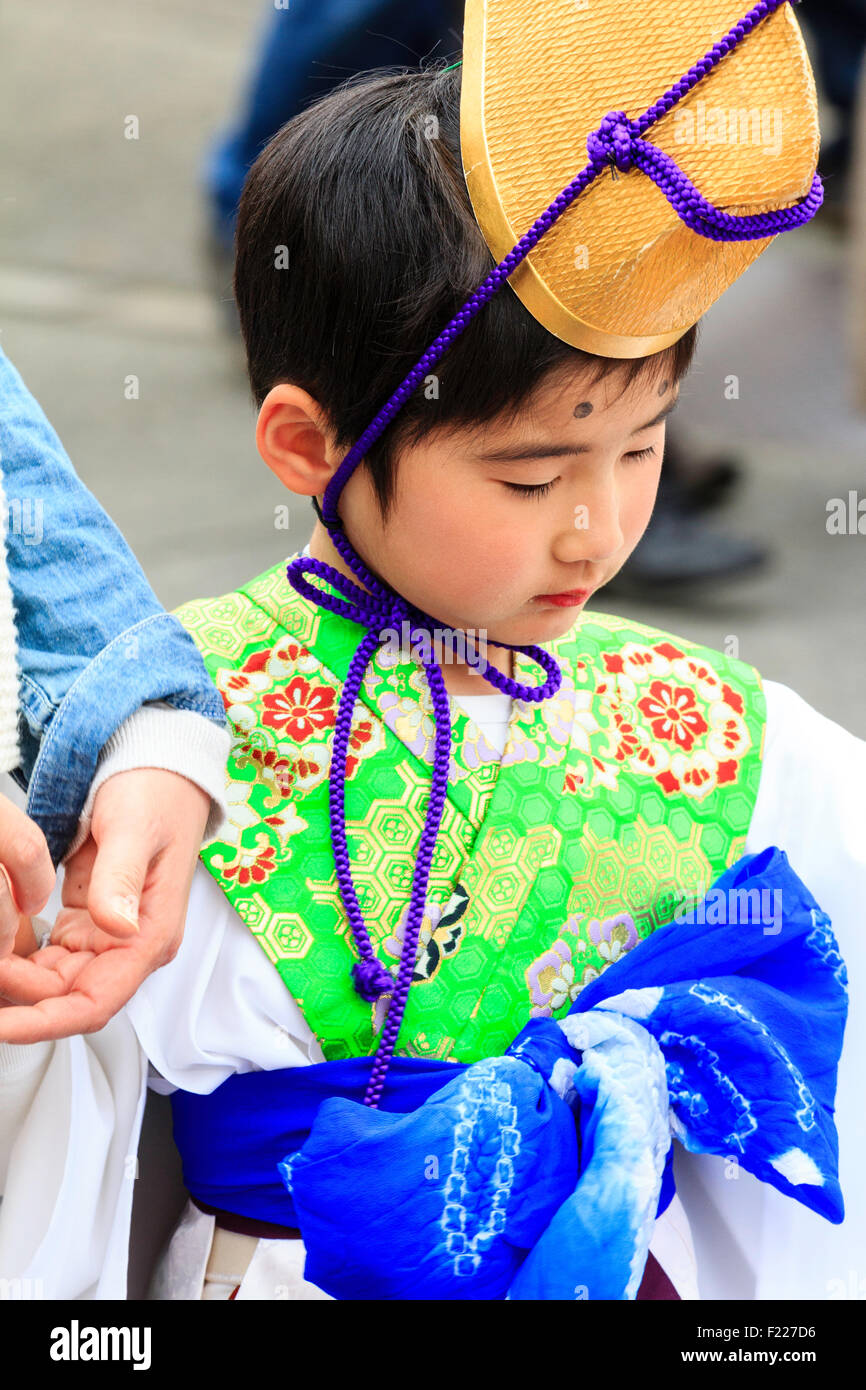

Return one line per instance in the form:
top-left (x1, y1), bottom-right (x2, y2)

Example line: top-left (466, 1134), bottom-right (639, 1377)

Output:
top-left (174, 552), bottom-right (765, 1064)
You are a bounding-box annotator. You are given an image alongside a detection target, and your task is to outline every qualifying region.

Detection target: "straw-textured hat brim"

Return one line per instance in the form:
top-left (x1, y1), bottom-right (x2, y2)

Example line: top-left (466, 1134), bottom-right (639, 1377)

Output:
top-left (460, 0), bottom-right (820, 357)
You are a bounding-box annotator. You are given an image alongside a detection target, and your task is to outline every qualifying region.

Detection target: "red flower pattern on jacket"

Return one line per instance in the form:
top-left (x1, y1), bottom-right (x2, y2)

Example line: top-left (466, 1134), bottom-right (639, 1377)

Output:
top-left (345, 719), bottom-right (378, 779)
top-left (565, 639), bottom-right (752, 801)
top-left (220, 842), bottom-right (278, 887)
top-left (262, 675), bottom-right (336, 740)
top-left (241, 639), bottom-right (311, 675)
top-left (636, 680), bottom-right (709, 752)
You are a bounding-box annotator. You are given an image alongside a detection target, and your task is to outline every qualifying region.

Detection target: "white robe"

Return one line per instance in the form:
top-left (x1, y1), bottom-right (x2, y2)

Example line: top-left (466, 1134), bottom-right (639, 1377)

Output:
top-left (0, 679), bottom-right (863, 1300)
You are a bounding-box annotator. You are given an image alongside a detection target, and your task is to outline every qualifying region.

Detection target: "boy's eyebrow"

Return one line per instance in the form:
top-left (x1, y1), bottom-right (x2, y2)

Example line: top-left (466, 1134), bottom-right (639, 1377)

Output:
top-left (474, 394), bottom-right (680, 463)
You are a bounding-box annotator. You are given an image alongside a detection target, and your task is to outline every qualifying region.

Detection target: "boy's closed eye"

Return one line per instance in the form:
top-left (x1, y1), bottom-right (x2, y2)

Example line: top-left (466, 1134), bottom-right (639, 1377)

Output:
top-left (481, 391), bottom-right (678, 497)
top-left (502, 443), bottom-right (661, 497)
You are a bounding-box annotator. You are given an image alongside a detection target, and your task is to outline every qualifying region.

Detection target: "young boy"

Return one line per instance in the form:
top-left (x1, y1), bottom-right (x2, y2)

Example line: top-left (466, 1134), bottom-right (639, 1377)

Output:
top-left (1, 8), bottom-right (862, 1301)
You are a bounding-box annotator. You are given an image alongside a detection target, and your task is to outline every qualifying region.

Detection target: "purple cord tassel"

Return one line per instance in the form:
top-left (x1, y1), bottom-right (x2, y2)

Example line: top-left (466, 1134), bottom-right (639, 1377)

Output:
top-left (286, 0), bottom-right (819, 1106)
top-left (351, 957), bottom-right (396, 1003)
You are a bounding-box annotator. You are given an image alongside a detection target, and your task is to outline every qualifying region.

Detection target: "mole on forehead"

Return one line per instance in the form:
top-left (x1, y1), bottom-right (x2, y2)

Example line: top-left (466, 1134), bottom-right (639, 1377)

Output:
top-left (572, 375), bottom-right (673, 419)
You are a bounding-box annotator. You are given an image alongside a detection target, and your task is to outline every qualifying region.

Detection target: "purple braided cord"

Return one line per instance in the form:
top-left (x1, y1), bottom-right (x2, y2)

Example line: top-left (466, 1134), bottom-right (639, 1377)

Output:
top-left (286, 0), bottom-right (819, 1105)
top-left (289, 557), bottom-right (561, 1108)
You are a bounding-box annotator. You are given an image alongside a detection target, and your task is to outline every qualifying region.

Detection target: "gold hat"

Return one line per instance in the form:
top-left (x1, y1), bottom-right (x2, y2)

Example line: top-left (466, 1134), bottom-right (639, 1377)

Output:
top-left (460, 0), bottom-right (822, 357)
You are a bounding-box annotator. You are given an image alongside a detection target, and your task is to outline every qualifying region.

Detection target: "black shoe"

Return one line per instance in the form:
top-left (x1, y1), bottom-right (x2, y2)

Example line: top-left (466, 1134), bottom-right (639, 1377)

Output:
top-left (661, 435), bottom-right (743, 515)
top-left (676, 458), bottom-right (743, 514)
top-left (604, 503), bottom-right (769, 596)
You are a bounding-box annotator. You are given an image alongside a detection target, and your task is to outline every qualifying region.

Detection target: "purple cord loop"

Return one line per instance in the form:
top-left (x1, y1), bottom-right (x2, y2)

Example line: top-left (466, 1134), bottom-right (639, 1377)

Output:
top-left (583, 0), bottom-right (823, 239)
top-left (285, 0), bottom-right (819, 1106)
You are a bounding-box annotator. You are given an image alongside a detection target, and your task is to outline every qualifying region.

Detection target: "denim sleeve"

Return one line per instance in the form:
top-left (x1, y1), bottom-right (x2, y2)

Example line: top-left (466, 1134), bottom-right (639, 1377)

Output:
top-left (0, 345), bottom-right (227, 863)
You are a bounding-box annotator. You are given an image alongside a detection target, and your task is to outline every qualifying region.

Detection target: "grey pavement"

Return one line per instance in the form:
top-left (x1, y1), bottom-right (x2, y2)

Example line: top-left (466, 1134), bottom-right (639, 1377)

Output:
top-left (1, 1), bottom-right (865, 738)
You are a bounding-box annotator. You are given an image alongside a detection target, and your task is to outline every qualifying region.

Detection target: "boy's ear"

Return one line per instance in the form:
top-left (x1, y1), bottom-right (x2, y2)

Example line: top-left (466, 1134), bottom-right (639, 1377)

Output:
top-left (255, 384), bottom-right (339, 496)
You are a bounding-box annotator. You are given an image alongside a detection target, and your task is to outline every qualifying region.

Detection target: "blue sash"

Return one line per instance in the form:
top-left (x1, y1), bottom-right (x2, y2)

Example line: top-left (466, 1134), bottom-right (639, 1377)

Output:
top-left (171, 846), bottom-right (847, 1299)
top-left (172, 1055), bottom-right (479, 1225)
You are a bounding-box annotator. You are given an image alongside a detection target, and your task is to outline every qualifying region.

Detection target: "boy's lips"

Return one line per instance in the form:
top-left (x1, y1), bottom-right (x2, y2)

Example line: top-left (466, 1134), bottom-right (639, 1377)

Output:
top-left (532, 587), bottom-right (595, 607)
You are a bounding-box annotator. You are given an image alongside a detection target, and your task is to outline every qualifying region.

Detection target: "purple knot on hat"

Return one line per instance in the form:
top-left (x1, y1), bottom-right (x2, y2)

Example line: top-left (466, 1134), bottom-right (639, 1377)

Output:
top-left (587, 110), bottom-right (637, 173)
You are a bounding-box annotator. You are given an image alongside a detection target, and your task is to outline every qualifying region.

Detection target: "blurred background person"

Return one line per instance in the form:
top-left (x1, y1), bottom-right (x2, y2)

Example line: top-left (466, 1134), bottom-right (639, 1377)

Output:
top-left (206, 0), bottom-right (465, 259)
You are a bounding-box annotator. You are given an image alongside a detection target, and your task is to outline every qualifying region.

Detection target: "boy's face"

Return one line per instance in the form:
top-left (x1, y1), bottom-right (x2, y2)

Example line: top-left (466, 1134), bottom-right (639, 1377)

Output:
top-left (333, 361), bottom-right (677, 647)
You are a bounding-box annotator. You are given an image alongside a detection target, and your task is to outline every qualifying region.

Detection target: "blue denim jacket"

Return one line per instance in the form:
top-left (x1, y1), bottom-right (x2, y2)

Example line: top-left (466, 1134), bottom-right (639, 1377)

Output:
top-left (0, 346), bottom-right (228, 864)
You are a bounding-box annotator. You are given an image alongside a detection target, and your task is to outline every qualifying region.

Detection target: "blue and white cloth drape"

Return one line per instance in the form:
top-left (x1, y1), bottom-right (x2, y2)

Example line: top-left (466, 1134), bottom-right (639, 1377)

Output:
top-left (280, 846), bottom-right (847, 1299)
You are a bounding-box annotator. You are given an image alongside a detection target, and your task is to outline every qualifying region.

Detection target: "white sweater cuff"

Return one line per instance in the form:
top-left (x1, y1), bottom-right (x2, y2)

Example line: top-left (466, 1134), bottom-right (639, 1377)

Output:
top-left (0, 1038), bottom-right (53, 1078)
top-left (62, 702), bottom-right (231, 863)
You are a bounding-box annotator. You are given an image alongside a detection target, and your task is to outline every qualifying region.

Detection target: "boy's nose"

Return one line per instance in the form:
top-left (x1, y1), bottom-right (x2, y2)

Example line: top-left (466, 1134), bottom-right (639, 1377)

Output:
top-left (554, 488), bottom-right (625, 565)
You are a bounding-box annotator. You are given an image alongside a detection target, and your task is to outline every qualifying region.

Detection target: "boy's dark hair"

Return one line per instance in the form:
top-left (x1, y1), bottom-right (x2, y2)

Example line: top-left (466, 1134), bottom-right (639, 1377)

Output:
top-left (235, 65), bottom-right (698, 522)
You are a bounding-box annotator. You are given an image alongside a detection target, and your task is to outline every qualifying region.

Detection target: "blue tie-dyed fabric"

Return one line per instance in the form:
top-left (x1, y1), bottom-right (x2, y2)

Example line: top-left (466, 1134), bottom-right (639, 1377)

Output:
top-left (281, 846), bottom-right (847, 1300)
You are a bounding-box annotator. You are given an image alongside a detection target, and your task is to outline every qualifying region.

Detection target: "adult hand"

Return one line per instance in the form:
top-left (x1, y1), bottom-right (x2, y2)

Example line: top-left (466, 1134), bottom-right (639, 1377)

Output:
top-left (0, 939), bottom-right (92, 1013)
top-left (0, 791), bottom-right (56, 959)
top-left (0, 768), bottom-right (211, 1041)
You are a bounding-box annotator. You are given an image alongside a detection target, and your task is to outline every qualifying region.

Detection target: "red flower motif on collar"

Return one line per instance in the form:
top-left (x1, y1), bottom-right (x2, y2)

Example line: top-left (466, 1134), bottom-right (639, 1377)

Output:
top-left (262, 675), bottom-right (336, 741)
top-left (637, 679), bottom-right (709, 752)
